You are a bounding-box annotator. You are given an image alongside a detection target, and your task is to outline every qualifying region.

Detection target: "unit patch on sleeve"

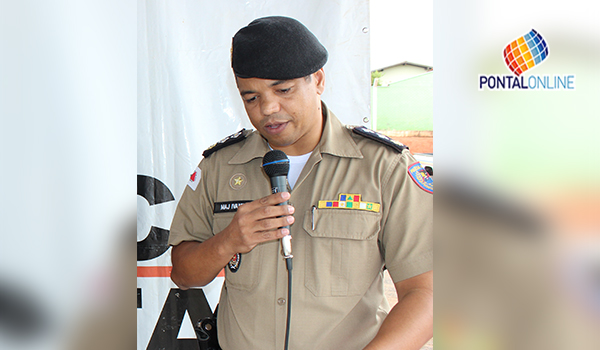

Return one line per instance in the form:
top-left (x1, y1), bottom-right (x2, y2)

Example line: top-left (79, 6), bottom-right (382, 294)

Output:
top-left (408, 162), bottom-right (433, 194)
top-left (318, 193), bottom-right (380, 213)
top-left (202, 129), bottom-right (247, 158)
top-left (352, 126), bottom-right (409, 153)
top-left (187, 167), bottom-right (201, 191)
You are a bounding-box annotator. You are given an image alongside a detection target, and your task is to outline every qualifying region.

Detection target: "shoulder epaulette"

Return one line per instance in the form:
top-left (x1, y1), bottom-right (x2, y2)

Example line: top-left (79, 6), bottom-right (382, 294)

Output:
top-left (202, 129), bottom-right (247, 158)
top-left (352, 126), bottom-right (409, 153)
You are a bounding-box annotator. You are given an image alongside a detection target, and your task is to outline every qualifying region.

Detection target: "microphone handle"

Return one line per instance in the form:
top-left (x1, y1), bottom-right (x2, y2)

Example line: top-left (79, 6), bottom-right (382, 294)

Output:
top-left (269, 175), bottom-right (292, 258)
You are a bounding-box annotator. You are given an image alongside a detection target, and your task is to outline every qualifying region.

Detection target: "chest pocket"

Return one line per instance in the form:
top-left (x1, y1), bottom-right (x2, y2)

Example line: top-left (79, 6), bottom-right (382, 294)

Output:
top-left (213, 214), bottom-right (263, 291)
top-left (303, 208), bottom-right (384, 297)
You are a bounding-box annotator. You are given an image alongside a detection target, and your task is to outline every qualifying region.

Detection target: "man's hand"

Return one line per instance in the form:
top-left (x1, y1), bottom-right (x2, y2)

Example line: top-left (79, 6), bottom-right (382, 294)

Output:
top-left (171, 192), bottom-right (294, 289)
top-left (220, 191), bottom-right (295, 255)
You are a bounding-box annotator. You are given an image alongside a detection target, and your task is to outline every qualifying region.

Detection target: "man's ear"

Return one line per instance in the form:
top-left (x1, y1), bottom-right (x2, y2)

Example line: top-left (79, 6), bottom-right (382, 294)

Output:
top-left (313, 68), bottom-right (326, 95)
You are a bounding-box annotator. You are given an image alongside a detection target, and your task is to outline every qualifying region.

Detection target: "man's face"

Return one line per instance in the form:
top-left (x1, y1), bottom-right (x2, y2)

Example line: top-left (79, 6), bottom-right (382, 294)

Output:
top-left (236, 69), bottom-right (325, 156)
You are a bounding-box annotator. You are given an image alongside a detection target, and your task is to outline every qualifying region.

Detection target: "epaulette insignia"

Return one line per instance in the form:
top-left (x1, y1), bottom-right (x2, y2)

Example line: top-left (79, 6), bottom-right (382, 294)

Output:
top-left (352, 126), bottom-right (409, 153)
top-left (203, 129), bottom-right (247, 158)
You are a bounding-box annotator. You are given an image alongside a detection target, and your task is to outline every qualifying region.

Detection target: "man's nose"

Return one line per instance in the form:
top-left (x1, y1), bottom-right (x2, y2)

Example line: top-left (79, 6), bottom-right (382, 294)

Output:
top-left (261, 96), bottom-right (281, 116)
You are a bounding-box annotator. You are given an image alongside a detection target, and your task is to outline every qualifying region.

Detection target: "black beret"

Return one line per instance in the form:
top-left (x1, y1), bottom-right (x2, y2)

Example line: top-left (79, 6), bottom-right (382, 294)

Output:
top-left (232, 16), bottom-right (328, 80)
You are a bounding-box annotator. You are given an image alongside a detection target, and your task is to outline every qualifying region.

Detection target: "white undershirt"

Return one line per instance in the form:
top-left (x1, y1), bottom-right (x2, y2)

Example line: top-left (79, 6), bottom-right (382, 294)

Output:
top-left (267, 144), bottom-right (312, 189)
top-left (287, 152), bottom-right (312, 189)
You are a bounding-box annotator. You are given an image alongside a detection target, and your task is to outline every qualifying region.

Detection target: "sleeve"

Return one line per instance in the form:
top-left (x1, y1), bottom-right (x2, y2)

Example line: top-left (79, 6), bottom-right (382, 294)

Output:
top-left (168, 159), bottom-right (215, 246)
top-left (379, 150), bottom-right (433, 283)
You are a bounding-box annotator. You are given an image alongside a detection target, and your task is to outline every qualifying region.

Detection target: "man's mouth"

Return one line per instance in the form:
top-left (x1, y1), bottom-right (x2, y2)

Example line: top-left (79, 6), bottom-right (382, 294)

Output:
top-left (264, 121), bottom-right (289, 134)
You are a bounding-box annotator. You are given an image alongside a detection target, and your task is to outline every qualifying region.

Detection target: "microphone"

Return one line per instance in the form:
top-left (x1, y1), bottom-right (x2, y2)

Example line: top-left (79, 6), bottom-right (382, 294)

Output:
top-left (262, 150), bottom-right (293, 259)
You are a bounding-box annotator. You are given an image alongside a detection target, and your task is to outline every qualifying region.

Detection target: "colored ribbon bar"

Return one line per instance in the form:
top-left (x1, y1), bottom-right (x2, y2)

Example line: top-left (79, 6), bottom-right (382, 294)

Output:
top-left (317, 193), bottom-right (380, 213)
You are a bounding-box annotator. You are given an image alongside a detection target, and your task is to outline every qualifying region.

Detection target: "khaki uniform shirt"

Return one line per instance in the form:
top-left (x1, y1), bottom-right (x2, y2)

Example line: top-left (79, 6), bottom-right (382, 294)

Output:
top-left (169, 104), bottom-right (433, 350)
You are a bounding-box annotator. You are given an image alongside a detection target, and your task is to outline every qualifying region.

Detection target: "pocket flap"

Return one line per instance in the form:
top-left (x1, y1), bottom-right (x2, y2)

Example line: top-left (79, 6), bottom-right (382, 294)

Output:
top-left (303, 208), bottom-right (380, 240)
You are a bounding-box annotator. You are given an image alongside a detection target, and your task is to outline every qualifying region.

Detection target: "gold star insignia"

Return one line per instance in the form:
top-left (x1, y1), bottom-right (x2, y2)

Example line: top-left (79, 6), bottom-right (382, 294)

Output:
top-left (229, 173), bottom-right (247, 190)
top-left (234, 177), bottom-right (244, 186)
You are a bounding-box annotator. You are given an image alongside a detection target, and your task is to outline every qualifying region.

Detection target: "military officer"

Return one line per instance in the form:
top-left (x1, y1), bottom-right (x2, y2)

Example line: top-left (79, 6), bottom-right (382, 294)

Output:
top-left (169, 16), bottom-right (433, 350)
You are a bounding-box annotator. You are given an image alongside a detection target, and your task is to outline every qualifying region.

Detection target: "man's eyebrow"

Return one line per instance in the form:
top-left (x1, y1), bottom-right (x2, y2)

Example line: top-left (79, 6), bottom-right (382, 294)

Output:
top-left (240, 89), bottom-right (256, 97)
top-left (270, 80), bottom-right (288, 87)
top-left (241, 80), bottom-right (289, 96)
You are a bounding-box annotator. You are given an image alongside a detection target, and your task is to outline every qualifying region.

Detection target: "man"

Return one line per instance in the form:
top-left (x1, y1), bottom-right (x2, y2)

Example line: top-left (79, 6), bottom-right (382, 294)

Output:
top-left (169, 16), bottom-right (433, 350)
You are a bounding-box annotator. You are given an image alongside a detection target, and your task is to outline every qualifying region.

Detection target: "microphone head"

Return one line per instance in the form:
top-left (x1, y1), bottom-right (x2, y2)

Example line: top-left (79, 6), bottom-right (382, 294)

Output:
top-left (262, 150), bottom-right (290, 177)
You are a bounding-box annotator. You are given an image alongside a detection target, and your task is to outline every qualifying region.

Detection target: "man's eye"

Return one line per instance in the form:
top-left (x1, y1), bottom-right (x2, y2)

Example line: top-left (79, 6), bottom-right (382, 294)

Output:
top-left (279, 88), bottom-right (291, 93)
top-left (245, 96), bottom-right (257, 103)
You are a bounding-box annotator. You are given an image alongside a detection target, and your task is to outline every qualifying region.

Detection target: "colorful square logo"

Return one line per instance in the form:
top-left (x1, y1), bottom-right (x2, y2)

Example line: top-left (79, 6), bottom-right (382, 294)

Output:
top-left (503, 29), bottom-right (548, 76)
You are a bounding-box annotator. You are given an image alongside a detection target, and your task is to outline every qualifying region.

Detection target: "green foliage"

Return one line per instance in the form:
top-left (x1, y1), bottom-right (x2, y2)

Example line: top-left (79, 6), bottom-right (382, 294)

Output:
top-left (371, 70), bottom-right (385, 86)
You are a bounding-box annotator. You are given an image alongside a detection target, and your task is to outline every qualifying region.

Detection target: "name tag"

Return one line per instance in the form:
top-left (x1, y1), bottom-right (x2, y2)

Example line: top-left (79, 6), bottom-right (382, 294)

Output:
top-left (213, 201), bottom-right (252, 213)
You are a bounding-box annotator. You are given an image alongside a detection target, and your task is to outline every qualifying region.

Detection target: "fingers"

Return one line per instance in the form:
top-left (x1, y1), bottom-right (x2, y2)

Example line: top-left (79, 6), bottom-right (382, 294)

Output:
top-left (258, 191), bottom-right (291, 206)
top-left (226, 192), bottom-right (295, 253)
top-left (253, 214), bottom-right (295, 233)
top-left (259, 226), bottom-right (292, 241)
top-left (239, 192), bottom-right (294, 220)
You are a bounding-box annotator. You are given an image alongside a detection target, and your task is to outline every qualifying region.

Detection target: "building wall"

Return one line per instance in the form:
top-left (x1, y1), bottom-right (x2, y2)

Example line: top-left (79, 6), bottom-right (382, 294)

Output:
top-left (376, 65), bottom-right (430, 86)
top-left (372, 72), bottom-right (433, 131)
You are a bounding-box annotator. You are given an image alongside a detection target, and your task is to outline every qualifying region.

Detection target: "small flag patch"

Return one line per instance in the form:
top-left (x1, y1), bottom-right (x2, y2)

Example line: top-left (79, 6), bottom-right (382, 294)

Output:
top-left (187, 167), bottom-right (201, 191)
top-left (318, 193), bottom-right (380, 213)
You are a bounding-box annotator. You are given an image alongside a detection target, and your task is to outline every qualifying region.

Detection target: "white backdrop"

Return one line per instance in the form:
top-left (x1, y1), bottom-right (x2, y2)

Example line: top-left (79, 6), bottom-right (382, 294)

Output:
top-left (137, 1), bottom-right (370, 349)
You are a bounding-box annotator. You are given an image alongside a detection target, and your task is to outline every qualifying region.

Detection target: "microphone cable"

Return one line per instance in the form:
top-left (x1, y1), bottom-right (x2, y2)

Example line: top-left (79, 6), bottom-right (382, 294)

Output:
top-left (284, 257), bottom-right (293, 350)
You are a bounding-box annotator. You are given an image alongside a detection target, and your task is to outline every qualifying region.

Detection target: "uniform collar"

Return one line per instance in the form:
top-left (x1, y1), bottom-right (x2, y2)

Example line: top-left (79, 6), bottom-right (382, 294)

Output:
top-left (228, 102), bottom-right (362, 165)
top-left (317, 103), bottom-right (363, 159)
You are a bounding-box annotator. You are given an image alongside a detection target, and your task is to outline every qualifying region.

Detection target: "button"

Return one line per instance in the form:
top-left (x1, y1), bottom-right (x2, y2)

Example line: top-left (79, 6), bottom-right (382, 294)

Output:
top-left (277, 298), bottom-right (286, 305)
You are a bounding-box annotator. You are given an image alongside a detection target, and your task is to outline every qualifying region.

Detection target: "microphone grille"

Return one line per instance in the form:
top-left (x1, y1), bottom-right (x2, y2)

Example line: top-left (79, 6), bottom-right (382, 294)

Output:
top-left (262, 150), bottom-right (290, 177)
